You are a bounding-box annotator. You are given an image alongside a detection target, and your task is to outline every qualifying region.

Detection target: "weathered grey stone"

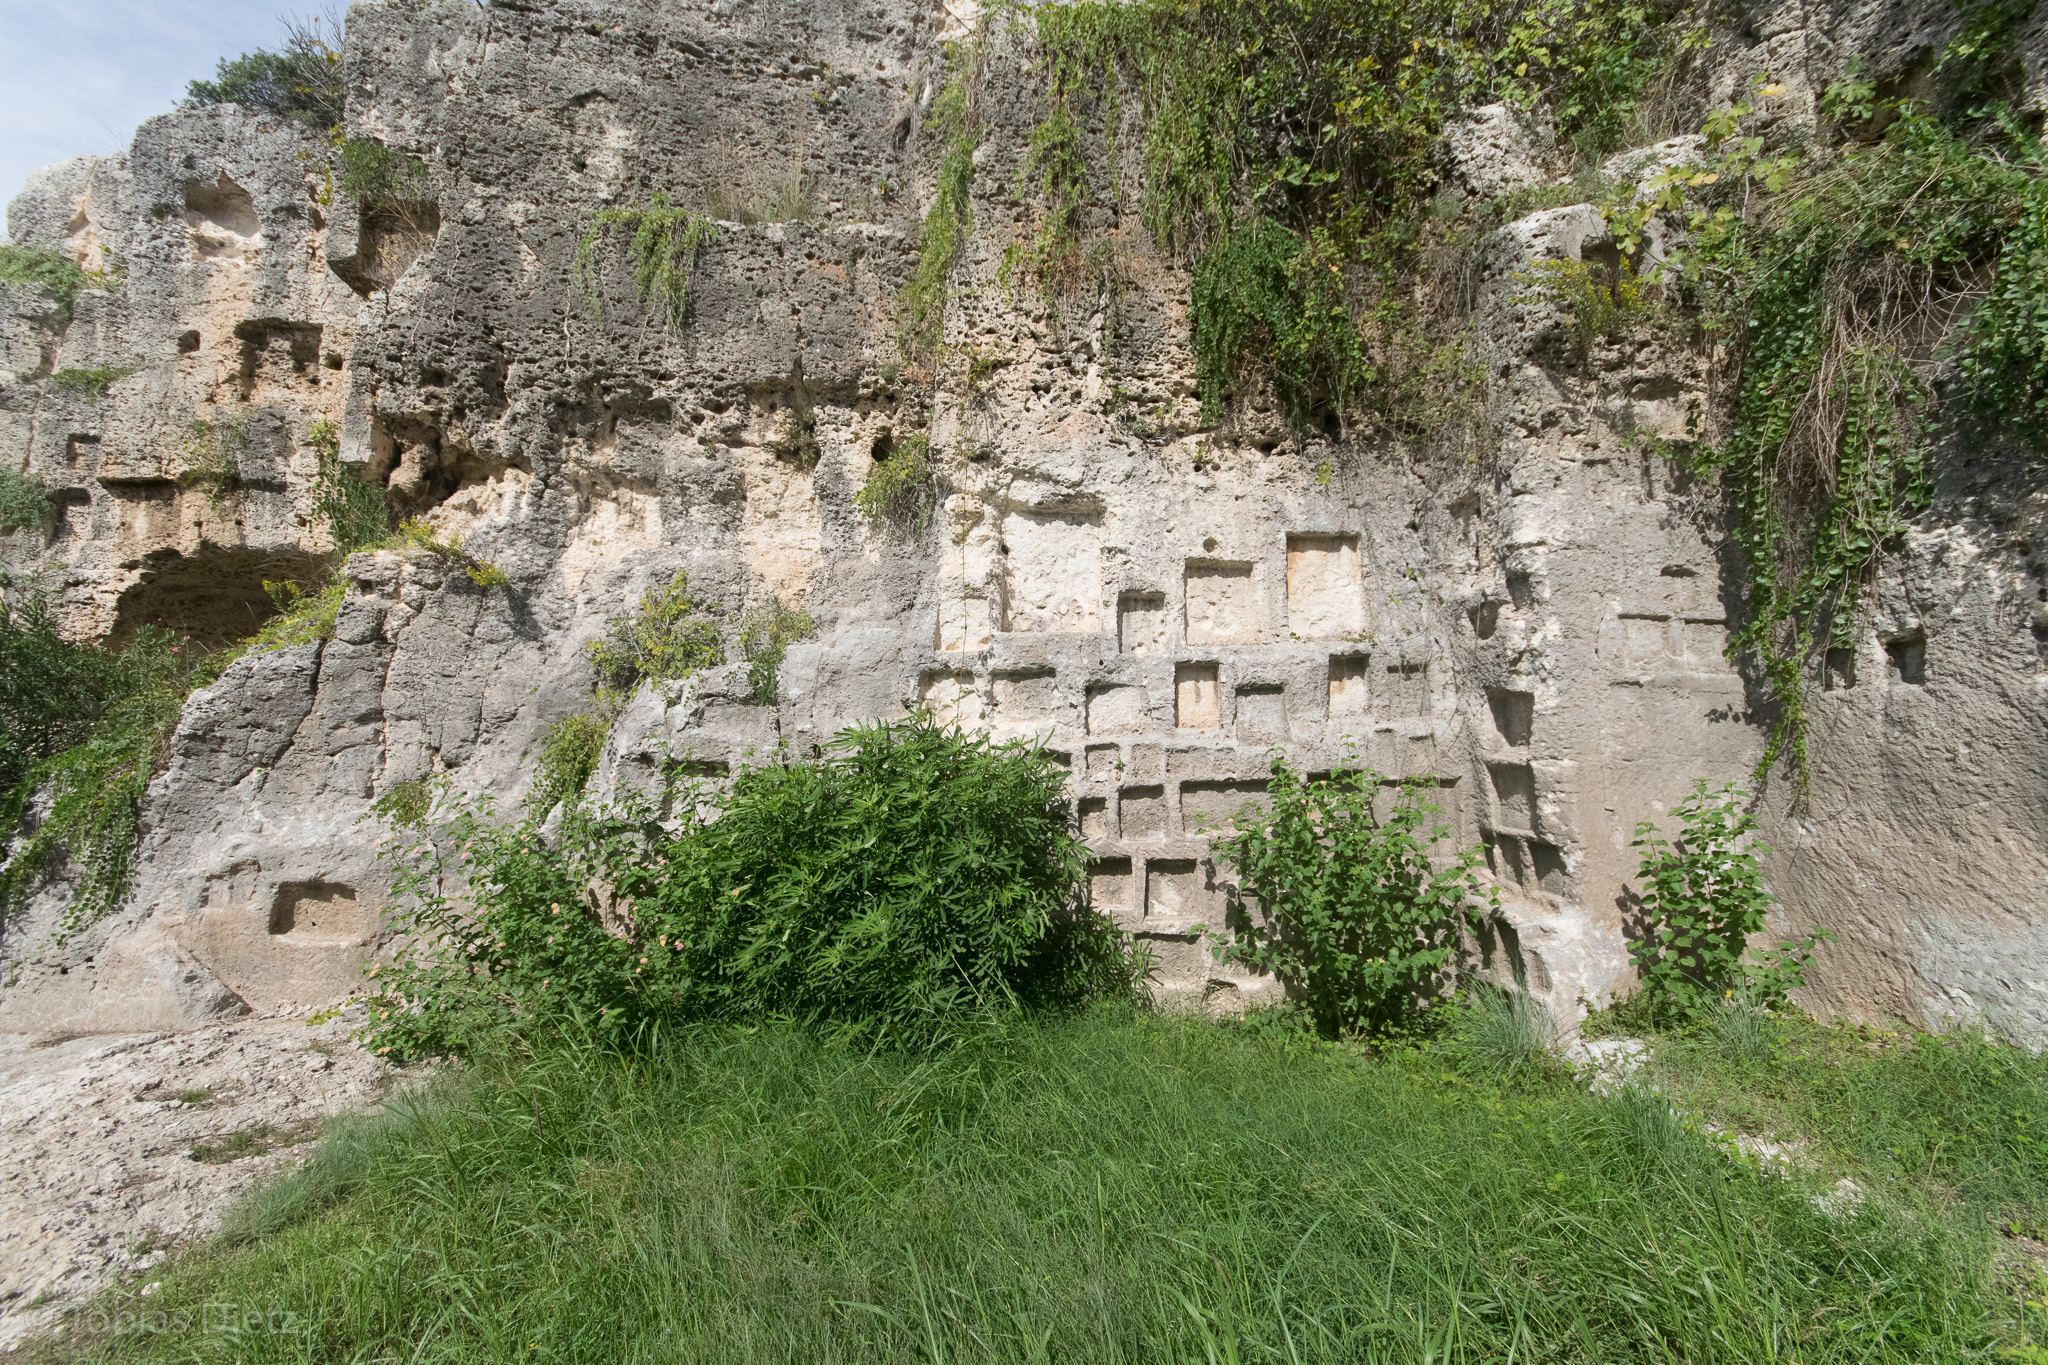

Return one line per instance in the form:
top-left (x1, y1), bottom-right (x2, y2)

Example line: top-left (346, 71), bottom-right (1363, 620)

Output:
top-left (5, 0), bottom-right (2047, 1041)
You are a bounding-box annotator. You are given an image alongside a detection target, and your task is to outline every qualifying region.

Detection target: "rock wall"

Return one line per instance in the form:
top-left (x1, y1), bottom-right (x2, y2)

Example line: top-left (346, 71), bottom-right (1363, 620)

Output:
top-left (4, 0), bottom-right (2045, 1039)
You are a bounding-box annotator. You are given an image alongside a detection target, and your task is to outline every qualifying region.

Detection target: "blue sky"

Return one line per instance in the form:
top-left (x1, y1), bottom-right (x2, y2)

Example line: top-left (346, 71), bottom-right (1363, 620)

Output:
top-left (1, 0), bottom-right (308, 227)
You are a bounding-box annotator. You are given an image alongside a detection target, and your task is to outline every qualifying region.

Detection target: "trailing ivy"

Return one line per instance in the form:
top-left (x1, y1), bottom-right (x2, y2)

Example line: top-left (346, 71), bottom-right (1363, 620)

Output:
top-left (576, 192), bottom-right (719, 327)
top-left (899, 42), bottom-right (984, 362)
top-left (1650, 86), bottom-right (2048, 781)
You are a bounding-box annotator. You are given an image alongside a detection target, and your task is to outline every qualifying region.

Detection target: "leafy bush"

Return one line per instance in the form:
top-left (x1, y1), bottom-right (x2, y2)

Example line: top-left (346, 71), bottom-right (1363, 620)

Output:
top-left (368, 718), bottom-right (1134, 1054)
top-left (853, 434), bottom-right (938, 535)
top-left (331, 133), bottom-right (430, 216)
top-left (1626, 782), bottom-right (1828, 1021)
top-left (737, 598), bottom-right (813, 705)
top-left (584, 570), bottom-right (724, 699)
top-left (309, 419), bottom-right (390, 556)
top-left (575, 192), bottom-right (718, 327)
top-left (1208, 753), bottom-right (1492, 1036)
top-left (184, 14), bottom-right (345, 129)
top-left (0, 603), bottom-right (199, 932)
top-left (0, 244), bottom-right (88, 314)
top-left (0, 469), bottom-right (51, 535)
top-left (531, 711), bottom-right (611, 812)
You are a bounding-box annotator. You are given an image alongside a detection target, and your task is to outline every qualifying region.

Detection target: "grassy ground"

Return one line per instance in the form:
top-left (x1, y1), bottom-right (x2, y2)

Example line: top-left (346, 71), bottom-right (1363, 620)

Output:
top-left (31, 1008), bottom-right (2048, 1364)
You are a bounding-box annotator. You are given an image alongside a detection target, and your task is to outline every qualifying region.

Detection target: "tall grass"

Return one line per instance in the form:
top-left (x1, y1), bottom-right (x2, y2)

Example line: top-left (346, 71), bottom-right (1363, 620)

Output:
top-left (55, 1012), bottom-right (1996, 1363)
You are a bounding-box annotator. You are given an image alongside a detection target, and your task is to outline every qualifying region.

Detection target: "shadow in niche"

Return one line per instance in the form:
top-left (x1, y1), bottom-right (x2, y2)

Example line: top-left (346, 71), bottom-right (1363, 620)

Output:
top-left (110, 544), bottom-right (331, 652)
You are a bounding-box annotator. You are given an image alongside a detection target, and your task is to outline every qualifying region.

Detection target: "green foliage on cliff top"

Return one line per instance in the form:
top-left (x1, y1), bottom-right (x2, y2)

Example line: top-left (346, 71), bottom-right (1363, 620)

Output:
top-left (184, 13), bottom-right (345, 130)
top-left (1023, 0), bottom-right (1687, 427)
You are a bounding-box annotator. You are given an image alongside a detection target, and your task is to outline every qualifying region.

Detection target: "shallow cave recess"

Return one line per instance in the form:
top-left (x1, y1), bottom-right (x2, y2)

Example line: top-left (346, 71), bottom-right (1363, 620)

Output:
top-left (110, 544), bottom-right (335, 652)
top-left (369, 411), bottom-right (519, 521)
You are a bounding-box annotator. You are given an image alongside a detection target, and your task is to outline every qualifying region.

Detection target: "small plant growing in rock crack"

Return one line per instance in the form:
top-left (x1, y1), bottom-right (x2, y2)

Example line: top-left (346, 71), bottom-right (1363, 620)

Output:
top-left (0, 245), bottom-right (91, 316)
top-left (738, 598), bottom-right (814, 705)
top-left (576, 192), bottom-right (719, 327)
top-left (391, 518), bottom-right (511, 590)
top-left (854, 434), bottom-right (937, 536)
top-left (49, 366), bottom-right (136, 402)
top-left (1512, 256), bottom-right (1650, 361)
top-left (1624, 781), bottom-right (1830, 1024)
top-left (369, 778), bottom-right (434, 830)
top-left (1205, 749), bottom-right (1494, 1038)
top-left (528, 572), bottom-right (728, 810)
top-left (180, 412), bottom-right (249, 512)
top-left (897, 40), bottom-right (982, 363)
top-left (309, 417), bottom-right (391, 557)
top-left (0, 468), bottom-right (50, 535)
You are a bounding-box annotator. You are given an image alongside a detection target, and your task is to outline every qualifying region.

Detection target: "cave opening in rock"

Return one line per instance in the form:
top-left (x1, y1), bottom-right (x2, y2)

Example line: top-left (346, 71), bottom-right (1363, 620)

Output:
top-left (109, 544), bottom-right (334, 653)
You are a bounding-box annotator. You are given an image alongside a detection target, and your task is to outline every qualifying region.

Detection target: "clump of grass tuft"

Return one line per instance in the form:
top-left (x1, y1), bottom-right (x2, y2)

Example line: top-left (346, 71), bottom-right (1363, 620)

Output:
top-left (854, 433), bottom-right (937, 535)
top-left (50, 367), bottom-right (136, 402)
top-left (1444, 985), bottom-right (1561, 1082)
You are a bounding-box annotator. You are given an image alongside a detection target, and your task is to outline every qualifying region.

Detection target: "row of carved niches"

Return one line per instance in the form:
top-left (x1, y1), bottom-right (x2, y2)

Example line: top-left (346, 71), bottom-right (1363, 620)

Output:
top-left (937, 524), bottom-right (1379, 651)
top-left (918, 654), bottom-right (1436, 736)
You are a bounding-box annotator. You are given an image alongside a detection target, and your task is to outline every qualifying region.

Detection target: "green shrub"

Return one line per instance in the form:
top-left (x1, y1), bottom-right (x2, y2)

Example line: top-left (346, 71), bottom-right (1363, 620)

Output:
top-left (531, 711), bottom-right (611, 812)
top-left (737, 598), bottom-right (813, 705)
top-left (1513, 256), bottom-right (1649, 359)
top-left (853, 434), bottom-right (937, 535)
top-left (1208, 752), bottom-right (1492, 1036)
top-left (575, 192), bottom-right (718, 327)
top-left (49, 367), bottom-right (135, 402)
top-left (584, 570), bottom-right (724, 698)
top-left (0, 609), bottom-right (198, 933)
top-left (0, 468), bottom-right (51, 535)
top-left (309, 419), bottom-right (391, 557)
top-left (1626, 781), bottom-right (1829, 1021)
top-left (332, 134), bottom-right (429, 215)
top-left (0, 244), bottom-right (88, 314)
top-left (368, 718), bottom-right (1134, 1054)
top-left (184, 15), bottom-right (344, 129)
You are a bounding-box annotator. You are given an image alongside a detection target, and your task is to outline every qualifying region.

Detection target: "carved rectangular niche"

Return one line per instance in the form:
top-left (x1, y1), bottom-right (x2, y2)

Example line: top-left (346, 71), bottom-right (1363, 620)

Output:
top-left (1175, 662), bottom-right (1220, 729)
top-left (1001, 509), bottom-right (1102, 634)
top-left (1120, 786), bottom-right (1168, 840)
top-left (1078, 797), bottom-right (1110, 839)
top-left (1378, 661), bottom-right (1428, 718)
top-left (1181, 780), bottom-right (1268, 837)
top-left (919, 670), bottom-right (981, 726)
top-left (1089, 856), bottom-right (1133, 911)
top-left (1328, 655), bottom-right (1370, 716)
top-left (1144, 858), bottom-right (1220, 933)
top-left (1487, 688), bottom-right (1533, 748)
top-left (1119, 591), bottom-right (1169, 654)
top-left (1487, 760), bottom-right (1536, 831)
top-left (1286, 533), bottom-right (1364, 638)
top-left (1087, 683), bottom-right (1152, 735)
top-left (992, 668), bottom-right (1057, 731)
top-left (1184, 560), bottom-right (1258, 645)
top-left (1235, 684), bottom-right (1285, 742)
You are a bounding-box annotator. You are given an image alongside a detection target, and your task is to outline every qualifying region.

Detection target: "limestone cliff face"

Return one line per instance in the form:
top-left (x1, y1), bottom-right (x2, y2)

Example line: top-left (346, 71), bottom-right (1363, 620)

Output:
top-left (3, 0), bottom-right (2045, 1039)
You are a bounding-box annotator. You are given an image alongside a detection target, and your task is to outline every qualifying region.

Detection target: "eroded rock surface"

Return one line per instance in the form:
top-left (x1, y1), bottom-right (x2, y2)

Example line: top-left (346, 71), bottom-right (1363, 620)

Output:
top-left (1, 0), bottom-right (2045, 1046)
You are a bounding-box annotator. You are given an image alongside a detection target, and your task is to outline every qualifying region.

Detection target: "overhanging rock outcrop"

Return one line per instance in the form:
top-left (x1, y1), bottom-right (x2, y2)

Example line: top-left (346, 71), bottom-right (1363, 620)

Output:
top-left (3, 0), bottom-right (2045, 1039)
